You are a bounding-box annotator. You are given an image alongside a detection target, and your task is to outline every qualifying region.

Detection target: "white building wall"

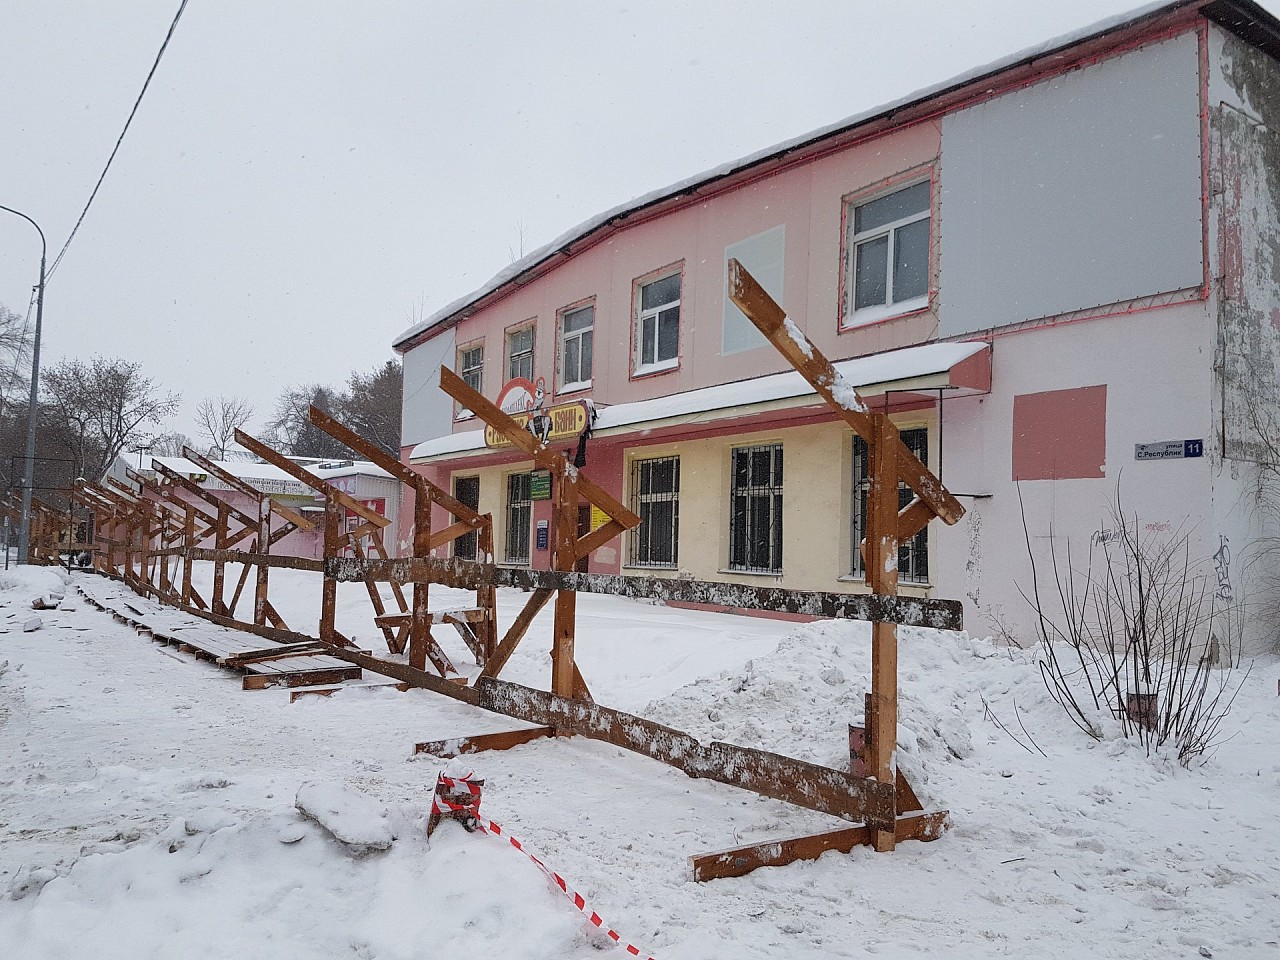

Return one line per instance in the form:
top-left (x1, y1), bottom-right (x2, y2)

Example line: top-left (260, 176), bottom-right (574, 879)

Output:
top-left (935, 301), bottom-right (1216, 648)
top-left (1203, 25), bottom-right (1280, 657)
top-left (400, 326), bottom-right (456, 449)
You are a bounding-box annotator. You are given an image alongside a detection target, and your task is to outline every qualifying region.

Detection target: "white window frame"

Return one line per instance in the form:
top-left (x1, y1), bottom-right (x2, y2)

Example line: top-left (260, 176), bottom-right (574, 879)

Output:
top-left (559, 303), bottom-right (594, 392)
top-left (844, 179), bottom-right (930, 328)
top-left (633, 271), bottom-right (681, 376)
top-left (456, 342), bottom-right (483, 419)
top-left (507, 325), bottom-right (534, 382)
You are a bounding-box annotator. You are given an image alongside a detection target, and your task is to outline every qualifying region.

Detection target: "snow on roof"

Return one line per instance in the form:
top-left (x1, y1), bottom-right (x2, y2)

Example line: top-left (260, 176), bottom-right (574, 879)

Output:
top-left (409, 341), bottom-right (987, 462)
top-left (392, 0), bottom-right (1181, 351)
top-left (148, 455), bottom-right (391, 484)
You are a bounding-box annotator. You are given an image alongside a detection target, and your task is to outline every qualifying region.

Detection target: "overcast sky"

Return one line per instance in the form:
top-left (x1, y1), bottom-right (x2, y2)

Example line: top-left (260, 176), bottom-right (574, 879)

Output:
top-left (2, 1), bottom-right (1265, 443)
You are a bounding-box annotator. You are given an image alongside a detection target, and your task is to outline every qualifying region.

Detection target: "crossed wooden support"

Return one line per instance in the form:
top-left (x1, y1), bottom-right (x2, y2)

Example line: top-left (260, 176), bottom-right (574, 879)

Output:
top-left (438, 366), bottom-right (641, 701)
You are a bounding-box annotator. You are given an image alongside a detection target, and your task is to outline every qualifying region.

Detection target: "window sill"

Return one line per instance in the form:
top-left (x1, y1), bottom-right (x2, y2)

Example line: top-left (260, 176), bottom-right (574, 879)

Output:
top-left (558, 380), bottom-right (592, 397)
top-left (719, 567), bottom-right (783, 578)
top-left (841, 296), bottom-right (929, 330)
top-left (836, 574), bottom-right (933, 589)
top-left (633, 358), bottom-right (678, 379)
top-left (455, 412), bottom-right (476, 422)
top-left (623, 563), bottom-right (679, 571)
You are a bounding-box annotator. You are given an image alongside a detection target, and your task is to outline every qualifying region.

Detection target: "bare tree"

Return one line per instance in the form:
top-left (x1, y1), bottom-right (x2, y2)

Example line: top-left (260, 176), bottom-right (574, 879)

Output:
top-left (1021, 487), bottom-right (1248, 764)
top-left (195, 395), bottom-right (253, 459)
top-left (343, 359), bottom-right (402, 456)
top-left (264, 383), bottom-right (351, 459)
top-left (41, 356), bottom-right (181, 481)
top-left (150, 431), bottom-right (198, 458)
top-left (0, 303), bottom-right (30, 407)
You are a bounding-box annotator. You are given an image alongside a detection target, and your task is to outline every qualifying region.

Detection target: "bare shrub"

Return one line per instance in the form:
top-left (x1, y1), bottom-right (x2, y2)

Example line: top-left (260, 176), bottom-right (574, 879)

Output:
top-left (1019, 487), bottom-right (1248, 765)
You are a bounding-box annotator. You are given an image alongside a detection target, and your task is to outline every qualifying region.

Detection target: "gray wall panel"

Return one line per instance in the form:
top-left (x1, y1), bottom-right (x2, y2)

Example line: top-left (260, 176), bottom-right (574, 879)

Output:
top-left (939, 32), bottom-right (1203, 337)
top-left (400, 328), bottom-right (456, 448)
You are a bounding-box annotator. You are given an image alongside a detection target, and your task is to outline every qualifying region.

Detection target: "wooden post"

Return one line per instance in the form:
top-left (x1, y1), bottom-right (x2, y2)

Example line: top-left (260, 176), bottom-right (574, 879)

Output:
top-left (409, 486), bottom-right (433, 671)
top-left (320, 499), bottom-right (340, 643)
top-left (551, 463), bottom-right (579, 699)
top-left (865, 413), bottom-right (900, 852)
top-left (182, 504), bottom-right (195, 605)
top-left (254, 496), bottom-right (271, 626)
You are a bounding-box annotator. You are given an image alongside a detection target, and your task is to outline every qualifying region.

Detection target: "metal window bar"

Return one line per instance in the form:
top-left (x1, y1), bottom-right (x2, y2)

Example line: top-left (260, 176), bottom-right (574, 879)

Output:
top-left (505, 472), bottom-right (532, 565)
top-left (453, 475), bottom-right (480, 561)
top-left (728, 444), bottom-right (783, 574)
top-left (852, 427), bottom-right (929, 584)
top-left (628, 456), bottom-right (679, 567)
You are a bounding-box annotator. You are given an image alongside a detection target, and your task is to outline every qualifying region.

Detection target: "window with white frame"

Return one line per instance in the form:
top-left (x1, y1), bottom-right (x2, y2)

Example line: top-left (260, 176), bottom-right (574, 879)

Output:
top-left (559, 304), bottom-right (594, 391)
top-left (845, 180), bottom-right (930, 326)
top-left (851, 427), bottom-right (929, 584)
top-left (728, 444), bottom-right (783, 574)
top-left (460, 344), bottom-right (483, 393)
top-left (628, 456), bottom-right (679, 567)
top-left (634, 272), bottom-right (680, 373)
top-left (507, 326), bottom-right (534, 382)
top-left (505, 472), bottom-right (532, 564)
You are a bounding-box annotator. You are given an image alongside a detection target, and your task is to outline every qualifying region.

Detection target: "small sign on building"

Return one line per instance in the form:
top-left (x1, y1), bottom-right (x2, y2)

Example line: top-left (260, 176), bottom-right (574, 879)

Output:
top-left (530, 470), bottom-right (552, 501)
top-left (536, 519), bottom-right (549, 551)
top-left (1134, 439), bottom-right (1203, 461)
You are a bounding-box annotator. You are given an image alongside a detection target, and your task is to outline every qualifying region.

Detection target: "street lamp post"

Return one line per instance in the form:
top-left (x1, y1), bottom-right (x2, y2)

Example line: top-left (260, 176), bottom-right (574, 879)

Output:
top-left (0, 204), bottom-right (47, 566)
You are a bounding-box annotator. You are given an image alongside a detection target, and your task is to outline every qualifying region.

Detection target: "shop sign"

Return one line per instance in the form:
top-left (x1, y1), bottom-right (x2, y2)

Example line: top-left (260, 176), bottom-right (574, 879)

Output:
top-left (589, 504), bottom-right (609, 530)
top-left (484, 376), bottom-right (588, 447)
top-left (530, 470), bottom-right (552, 501)
top-left (1134, 439), bottom-right (1203, 461)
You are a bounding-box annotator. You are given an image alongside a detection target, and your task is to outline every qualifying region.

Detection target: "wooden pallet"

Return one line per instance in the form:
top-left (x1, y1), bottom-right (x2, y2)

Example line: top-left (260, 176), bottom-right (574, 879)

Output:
top-left (77, 579), bottom-right (362, 690)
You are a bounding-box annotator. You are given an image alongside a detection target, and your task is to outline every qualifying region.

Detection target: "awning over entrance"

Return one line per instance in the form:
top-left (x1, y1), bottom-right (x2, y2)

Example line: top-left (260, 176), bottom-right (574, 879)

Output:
top-left (410, 340), bottom-right (990, 464)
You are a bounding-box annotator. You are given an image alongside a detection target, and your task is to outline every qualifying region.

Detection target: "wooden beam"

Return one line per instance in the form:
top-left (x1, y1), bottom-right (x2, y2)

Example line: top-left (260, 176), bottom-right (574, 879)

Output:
top-left (326, 556), bottom-right (964, 631)
top-left (182, 447), bottom-right (316, 532)
top-left (478, 678), bottom-right (896, 828)
top-left (413, 727), bottom-right (556, 757)
top-left (689, 810), bottom-right (950, 882)
top-left (439, 367), bottom-right (640, 530)
top-left (866, 413), bottom-right (900, 853)
top-left (242, 666), bottom-right (362, 690)
top-left (726, 258), bottom-right (964, 526)
top-left (306, 405), bottom-right (487, 525)
top-left (480, 587), bottom-right (555, 678)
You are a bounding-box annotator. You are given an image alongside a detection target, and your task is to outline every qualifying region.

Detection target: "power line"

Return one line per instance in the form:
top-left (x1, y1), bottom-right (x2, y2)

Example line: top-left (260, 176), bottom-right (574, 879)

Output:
top-left (46, 0), bottom-right (190, 281)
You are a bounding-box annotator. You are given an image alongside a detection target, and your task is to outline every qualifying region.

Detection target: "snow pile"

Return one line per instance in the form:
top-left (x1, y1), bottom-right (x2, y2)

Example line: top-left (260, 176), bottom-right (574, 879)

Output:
top-left (295, 780), bottom-right (394, 855)
top-left (2, 567), bottom-right (1278, 957)
top-left (644, 621), bottom-right (994, 795)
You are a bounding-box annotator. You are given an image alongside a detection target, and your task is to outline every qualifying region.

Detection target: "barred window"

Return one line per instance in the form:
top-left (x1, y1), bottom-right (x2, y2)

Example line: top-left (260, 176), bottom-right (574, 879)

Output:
top-left (453, 475), bottom-right (480, 561)
top-left (628, 456), bottom-right (679, 567)
top-left (505, 472), bottom-right (532, 564)
top-left (852, 427), bottom-right (929, 584)
top-left (729, 444), bottom-right (783, 574)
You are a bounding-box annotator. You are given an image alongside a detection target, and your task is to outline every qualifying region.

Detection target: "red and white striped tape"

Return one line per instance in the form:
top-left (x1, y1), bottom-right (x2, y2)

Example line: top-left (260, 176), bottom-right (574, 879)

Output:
top-left (429, 770), bottom-right (655, 959)
top-left (475, 815), bottom-right (656, 960)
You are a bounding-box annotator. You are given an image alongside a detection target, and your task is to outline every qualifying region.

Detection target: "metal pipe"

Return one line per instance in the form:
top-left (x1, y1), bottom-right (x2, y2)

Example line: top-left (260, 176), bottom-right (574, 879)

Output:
top-left (0, 204), bottom-right (47, 565)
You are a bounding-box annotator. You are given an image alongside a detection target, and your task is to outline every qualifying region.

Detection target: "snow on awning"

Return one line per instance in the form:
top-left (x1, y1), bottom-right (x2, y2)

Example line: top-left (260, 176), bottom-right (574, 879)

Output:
top-left (409, 341), bottom-right (989, 464)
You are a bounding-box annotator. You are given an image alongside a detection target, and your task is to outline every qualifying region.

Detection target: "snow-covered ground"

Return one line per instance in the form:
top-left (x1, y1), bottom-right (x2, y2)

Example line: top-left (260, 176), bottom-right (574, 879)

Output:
top-left (1, 563), bottom-right (1277, 959)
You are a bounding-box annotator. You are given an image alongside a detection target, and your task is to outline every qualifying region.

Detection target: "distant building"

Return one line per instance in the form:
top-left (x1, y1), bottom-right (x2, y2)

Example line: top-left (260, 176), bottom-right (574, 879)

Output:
top-left (394, 0), bottom-right (1280, 654)
top-left (106, 454), bottom-right (401, 560)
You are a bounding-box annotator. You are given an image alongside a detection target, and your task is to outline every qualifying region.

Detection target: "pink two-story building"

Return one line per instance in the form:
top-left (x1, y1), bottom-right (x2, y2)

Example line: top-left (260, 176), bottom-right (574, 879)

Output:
top-left (395, 0), bottom-right (1280, 655)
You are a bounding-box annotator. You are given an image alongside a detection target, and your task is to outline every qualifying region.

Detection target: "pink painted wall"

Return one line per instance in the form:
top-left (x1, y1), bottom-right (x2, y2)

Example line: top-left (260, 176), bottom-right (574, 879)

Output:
top-left (435, 122), bottom-right (942, 422)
